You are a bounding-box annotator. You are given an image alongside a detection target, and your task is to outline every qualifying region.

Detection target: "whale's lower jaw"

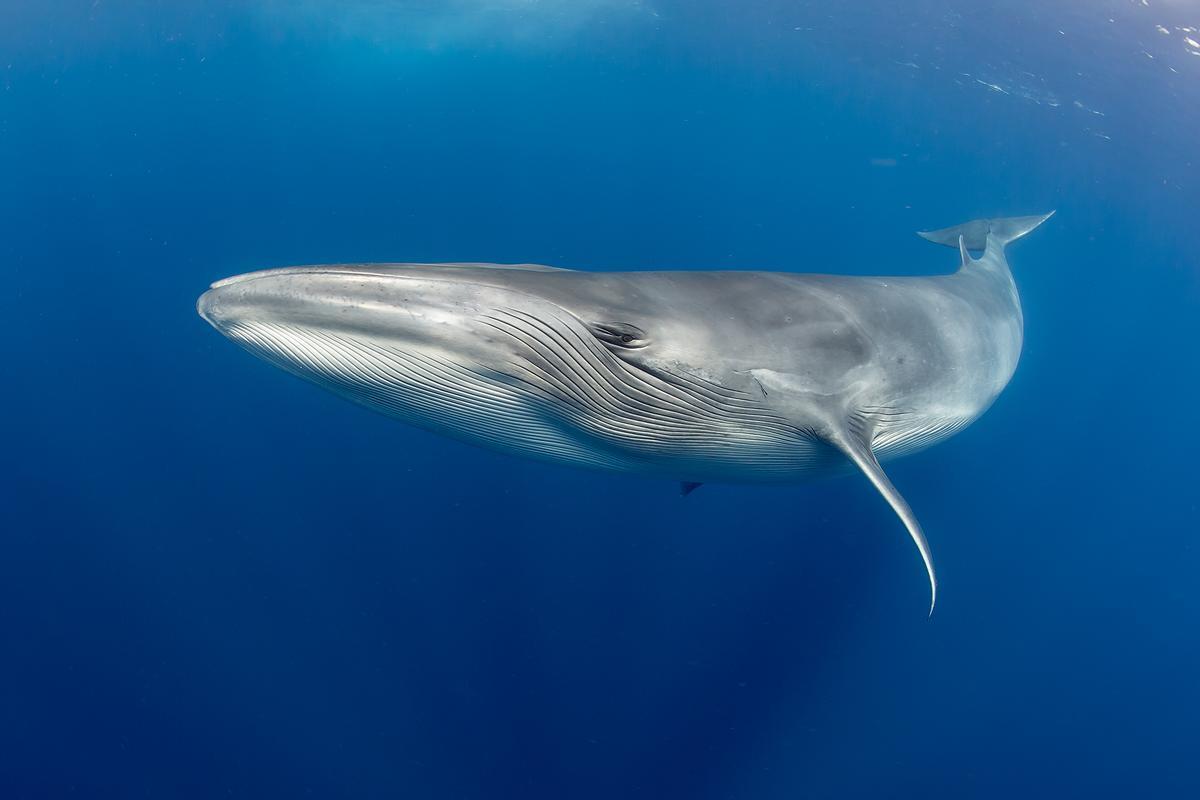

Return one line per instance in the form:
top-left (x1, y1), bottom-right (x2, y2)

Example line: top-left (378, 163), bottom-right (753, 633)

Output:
top-left (220, 320), bottom-right (867, 483)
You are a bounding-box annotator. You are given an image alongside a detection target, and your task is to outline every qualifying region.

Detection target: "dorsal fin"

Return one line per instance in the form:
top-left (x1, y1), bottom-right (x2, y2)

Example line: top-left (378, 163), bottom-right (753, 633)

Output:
top-left (826, 423), bottom-right (937, 614)
top-left (958, 234), bottom-right (972, 269)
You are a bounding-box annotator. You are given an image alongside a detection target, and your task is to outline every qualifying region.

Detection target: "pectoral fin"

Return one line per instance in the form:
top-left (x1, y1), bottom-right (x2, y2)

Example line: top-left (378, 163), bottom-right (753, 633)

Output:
top-left (827, 425), bottom-right (938, 614)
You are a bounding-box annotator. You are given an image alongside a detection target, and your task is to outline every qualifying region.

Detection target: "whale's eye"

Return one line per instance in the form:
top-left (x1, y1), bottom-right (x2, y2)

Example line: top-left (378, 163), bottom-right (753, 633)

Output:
top-left (588, 322), bottom-right (648, 350)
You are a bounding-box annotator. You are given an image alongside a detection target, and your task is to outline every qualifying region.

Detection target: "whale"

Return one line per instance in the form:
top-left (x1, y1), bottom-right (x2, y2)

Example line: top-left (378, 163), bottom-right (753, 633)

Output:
top-left (197, 213), bottom-right (1053, 611)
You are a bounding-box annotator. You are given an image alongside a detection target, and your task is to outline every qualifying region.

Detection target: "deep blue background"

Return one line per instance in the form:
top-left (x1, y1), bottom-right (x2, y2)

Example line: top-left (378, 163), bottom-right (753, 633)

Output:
top-left (2, 2), bottom-right (1198, 797)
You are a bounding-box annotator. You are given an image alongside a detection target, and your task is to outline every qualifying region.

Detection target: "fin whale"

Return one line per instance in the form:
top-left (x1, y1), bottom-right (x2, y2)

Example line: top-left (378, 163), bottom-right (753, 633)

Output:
top-left (198, 212), bottom-right (1053, 612)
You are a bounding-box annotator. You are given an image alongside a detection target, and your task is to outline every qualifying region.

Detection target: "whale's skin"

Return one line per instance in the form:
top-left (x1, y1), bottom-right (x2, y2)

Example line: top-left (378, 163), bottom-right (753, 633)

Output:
top-left (197, 214), bottom-right (1052, 610)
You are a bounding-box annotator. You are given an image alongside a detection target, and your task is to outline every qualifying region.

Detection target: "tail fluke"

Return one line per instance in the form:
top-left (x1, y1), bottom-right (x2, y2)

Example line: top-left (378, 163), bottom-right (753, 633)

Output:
top-left (918, 211), bottom-right (1055, 252)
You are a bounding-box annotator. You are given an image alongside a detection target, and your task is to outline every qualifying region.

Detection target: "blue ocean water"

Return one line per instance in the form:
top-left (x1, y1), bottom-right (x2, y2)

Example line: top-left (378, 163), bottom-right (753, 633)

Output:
top-left (2, 1), bottom-right (1198, 797)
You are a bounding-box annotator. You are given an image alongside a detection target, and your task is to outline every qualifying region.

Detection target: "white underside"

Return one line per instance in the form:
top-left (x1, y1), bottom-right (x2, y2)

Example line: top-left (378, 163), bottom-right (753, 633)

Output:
top-left (224, 320), bottom-right (969, 483)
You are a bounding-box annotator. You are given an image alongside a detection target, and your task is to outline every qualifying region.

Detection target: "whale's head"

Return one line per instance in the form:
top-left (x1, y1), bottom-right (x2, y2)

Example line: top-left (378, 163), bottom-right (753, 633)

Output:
top-left (197, 264), bottom-right (800, 477)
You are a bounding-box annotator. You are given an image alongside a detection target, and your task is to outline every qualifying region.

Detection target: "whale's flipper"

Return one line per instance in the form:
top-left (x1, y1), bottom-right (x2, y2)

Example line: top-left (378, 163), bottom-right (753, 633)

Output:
top-left (918, 211), bottom-right (1055, 252)
top-left (828, 425), bottom-right (937, 614)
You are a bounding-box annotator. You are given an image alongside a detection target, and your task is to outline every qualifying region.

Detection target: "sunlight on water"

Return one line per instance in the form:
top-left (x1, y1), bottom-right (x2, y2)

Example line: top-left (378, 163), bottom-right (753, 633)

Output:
top-left (253, 0), bottom-right (657, 47)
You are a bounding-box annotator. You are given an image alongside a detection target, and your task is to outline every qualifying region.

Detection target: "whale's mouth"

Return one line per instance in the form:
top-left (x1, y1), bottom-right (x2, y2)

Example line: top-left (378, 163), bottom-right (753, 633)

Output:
top-left (216, 317), bottom-right (642, 472)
